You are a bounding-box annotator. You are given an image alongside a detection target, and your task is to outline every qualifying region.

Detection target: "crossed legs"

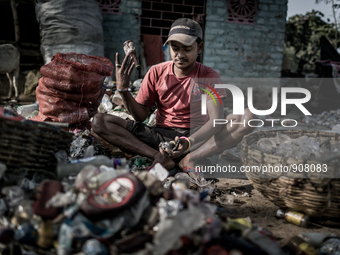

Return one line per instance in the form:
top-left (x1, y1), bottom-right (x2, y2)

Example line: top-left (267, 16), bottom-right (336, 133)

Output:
top-left (92, 110), bottom-right (254, 171)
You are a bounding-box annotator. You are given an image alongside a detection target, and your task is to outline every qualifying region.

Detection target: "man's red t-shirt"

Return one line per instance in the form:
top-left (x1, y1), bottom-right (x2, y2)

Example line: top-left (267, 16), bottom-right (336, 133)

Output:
top-left (135, 61), bottom-right (226, 128)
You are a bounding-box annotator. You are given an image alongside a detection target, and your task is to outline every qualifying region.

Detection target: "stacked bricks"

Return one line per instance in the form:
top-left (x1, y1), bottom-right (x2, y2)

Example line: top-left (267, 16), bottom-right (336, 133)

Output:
top-left (140, 0), bottom-right (206, 44)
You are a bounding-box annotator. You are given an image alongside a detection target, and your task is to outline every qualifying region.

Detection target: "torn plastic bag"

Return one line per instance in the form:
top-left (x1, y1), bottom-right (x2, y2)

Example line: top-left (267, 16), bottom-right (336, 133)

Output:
top-left (35, 0), bottom-right (105, 64)
top-left (45, 191), bottom-right (77, 208)
top-left (152, 203), bottom-right (213, 255)
top-left (1, 186), bottom-right (26, 207)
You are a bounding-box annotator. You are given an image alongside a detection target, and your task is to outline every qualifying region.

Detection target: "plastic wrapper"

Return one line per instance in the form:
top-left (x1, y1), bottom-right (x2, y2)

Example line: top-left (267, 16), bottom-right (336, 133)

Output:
top-left (163, 177), bottom-right (175, 189)
top-left (148, 163), bottom-right (169, 181)
top-left (16, 103), bottom-right (39, 119)
top-left (319, 238), bottom-right (340, 254)
top-left (195, 173), bottom-right (214, 187)
top-left (74, 165), bottom-right (105, 192)
top-left (271, 133), bottom-right (292, 145)
top-left (274, 143), bottom-right (298, 158)
top-left (157, 198), bottom-right (183, 220)
top-left (216, 194), bottom-right (234, 205)
top-left (69, 136), bottom-right (87, 158)
top-left (45, 191), bottom-right (77, 208)
top-left (98, 94), bottom-right (113, 113)
top-left (112, 90), bottom-right (123, 106)
top-left (173, 189), bottom-right (200, 205)
top-left (2, 186), bottom-right (26, 207)
top-left (57, 223), bottom-right (73, 255)
top-left (257, 138), bottom-right (277, 154)
top-left (18, 178), bottom-right (37, 190)
top-left (82, 239), bottom-right (109, 255)
top-left (152, 203), bottom-right (211, 255)
top-left (108, 110), bottom-right (135, 120)
top-left (12, 201), bottom-right (34, 226)
top-left (294, 137), bottom-right (320, 160)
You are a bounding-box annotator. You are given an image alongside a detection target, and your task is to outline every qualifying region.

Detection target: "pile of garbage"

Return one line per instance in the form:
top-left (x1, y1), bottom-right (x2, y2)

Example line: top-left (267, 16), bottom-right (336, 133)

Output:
top-left (1, 148), bottom-right (339, 255)
top-left (302, 109), bottom-right (340, 129)
top-left (256, 133), bottom-right (340, 161)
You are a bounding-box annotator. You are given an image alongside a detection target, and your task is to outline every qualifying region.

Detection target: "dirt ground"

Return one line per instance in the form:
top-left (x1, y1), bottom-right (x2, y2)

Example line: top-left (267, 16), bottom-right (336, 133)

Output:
top-left (1, 71), bottom-right (340, 248)
top-left (212, 177), bottom-right (340, 247)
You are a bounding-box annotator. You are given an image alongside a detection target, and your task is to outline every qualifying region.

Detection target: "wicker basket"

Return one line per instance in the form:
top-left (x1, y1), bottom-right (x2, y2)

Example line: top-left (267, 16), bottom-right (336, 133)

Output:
top-left (241, 129), bottom-right (340, 218)
top-left (0, 118), bottom-right (73, 172)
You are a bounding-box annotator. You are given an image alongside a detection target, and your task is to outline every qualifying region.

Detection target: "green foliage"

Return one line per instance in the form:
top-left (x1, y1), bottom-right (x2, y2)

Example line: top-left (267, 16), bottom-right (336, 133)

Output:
top-left (285, 10), bottom-right (338, 68)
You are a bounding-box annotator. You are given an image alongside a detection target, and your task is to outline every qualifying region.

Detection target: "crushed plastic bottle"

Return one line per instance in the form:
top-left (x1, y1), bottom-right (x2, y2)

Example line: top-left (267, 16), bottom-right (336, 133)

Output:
top-left (257, 138), bottom-right (276, 154)
top-left (16, 103), bottom-right (39, 119)
top-left (82, 239), bottom-right (109, 255)
top-left (216, 194), bottom-right (234, 205)
top-left (2, 186), bottom-right (26, 207)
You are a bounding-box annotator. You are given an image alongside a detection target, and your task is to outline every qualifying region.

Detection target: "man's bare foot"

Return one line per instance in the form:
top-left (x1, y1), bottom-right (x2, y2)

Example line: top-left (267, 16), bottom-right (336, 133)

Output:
top-left (179, 154), bottom-right (199, 178)
top-left (178, 153), bottom-right (194, 169)
top-left (152, 152), bottom-right (175, 170)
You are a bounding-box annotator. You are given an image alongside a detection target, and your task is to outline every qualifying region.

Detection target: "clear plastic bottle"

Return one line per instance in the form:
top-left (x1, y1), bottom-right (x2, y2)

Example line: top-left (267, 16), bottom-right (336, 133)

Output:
top-left (57, 155), bottom-right (114, 180)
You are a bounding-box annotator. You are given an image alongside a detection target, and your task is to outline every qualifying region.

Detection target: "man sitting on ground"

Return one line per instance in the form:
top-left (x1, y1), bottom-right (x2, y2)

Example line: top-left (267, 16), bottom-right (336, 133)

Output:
top-left (92, 18), bottom-right (253, 172)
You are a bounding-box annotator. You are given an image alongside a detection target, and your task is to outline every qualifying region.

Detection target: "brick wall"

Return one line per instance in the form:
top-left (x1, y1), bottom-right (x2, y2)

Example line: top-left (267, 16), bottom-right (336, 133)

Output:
top-left (140, 0), bottom-right (206, 44)
top-left (102, 0), bottom-right (141, 81)
top-left (203, 0), bottom-right (287, 83)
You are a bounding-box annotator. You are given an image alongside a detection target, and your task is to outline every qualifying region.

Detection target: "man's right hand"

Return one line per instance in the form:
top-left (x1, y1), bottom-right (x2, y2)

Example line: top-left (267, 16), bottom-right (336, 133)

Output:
top-left (115, 52), bottom-right (135, 90)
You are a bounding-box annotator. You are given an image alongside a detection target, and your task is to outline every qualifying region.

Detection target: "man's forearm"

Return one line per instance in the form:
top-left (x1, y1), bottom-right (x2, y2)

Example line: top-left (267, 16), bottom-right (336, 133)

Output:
top-left (118, 91), bottom-right (149, 122)
top-left (189, 120), bottom-right (224, 148)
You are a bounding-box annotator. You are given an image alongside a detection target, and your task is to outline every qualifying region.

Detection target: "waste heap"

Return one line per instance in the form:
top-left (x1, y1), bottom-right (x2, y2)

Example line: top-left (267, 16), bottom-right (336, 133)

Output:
top-left (32, 53), bottom-right (113, 124)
